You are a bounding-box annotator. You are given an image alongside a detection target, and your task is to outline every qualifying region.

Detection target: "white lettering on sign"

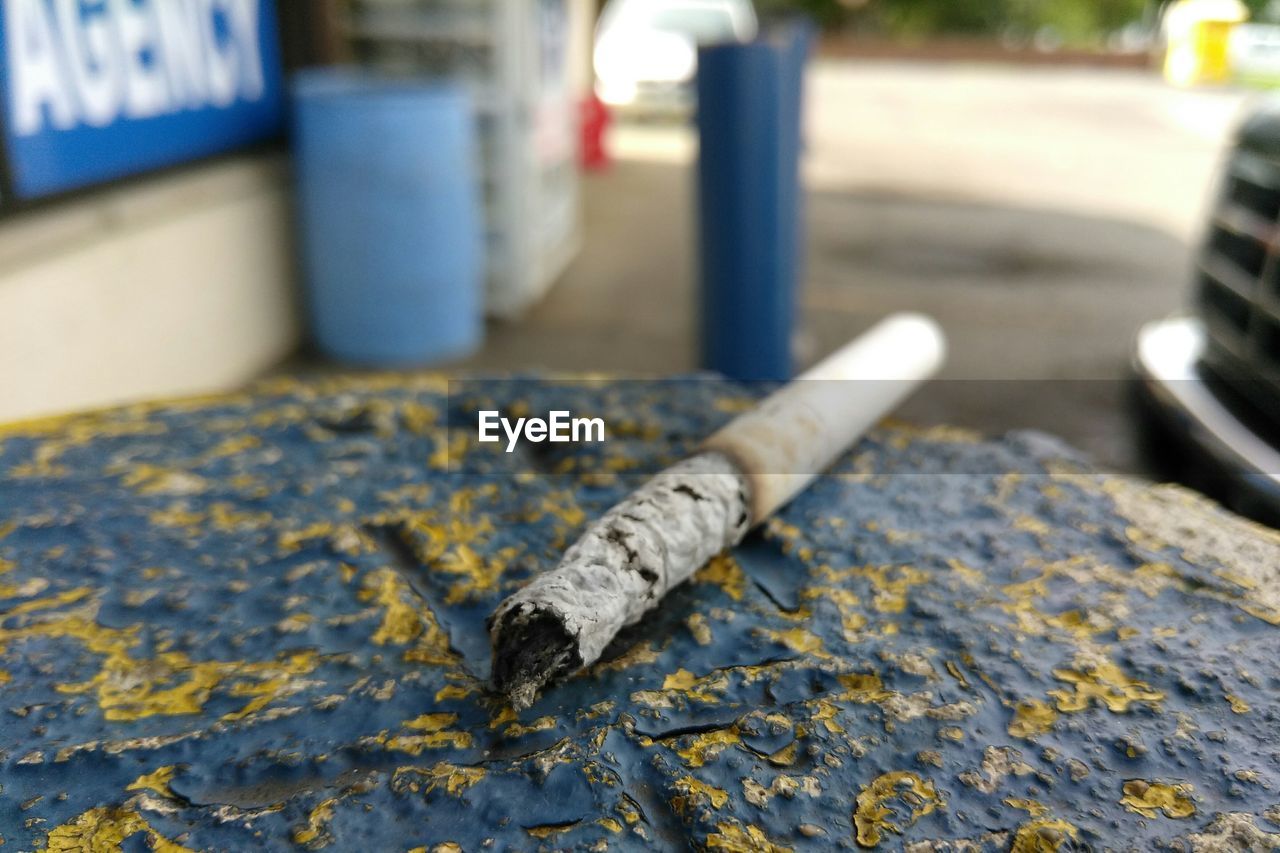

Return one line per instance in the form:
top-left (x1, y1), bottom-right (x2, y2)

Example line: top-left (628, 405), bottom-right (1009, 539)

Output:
top-left (55, 0), bottom-right (120, 127)
top-left (5, 0), bottom-right (269, 136)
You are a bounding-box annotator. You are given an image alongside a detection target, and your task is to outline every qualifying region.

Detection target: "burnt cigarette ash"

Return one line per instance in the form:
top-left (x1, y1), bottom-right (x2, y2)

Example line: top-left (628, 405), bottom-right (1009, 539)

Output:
top-left (488, 451), bottom-right (750, 709)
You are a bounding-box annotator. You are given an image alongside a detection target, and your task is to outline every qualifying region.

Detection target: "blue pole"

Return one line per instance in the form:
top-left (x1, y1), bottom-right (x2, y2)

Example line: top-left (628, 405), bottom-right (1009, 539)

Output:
top-left (696, 41), bottom-right (792, 381)
top-left (779, 21), bottom-right (814, 311)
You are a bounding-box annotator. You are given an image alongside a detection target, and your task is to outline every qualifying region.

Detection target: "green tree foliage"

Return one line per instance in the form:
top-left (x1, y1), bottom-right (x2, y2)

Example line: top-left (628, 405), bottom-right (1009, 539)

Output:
top-left (759, 0), bottom-right (1157, 40)
top-left (1244, 0), bottom-right (1274, 19)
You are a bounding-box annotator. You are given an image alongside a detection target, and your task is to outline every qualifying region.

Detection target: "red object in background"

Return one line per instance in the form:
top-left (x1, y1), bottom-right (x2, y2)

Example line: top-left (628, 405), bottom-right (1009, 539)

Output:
top-left (579, 93), bottom-right (611, 171)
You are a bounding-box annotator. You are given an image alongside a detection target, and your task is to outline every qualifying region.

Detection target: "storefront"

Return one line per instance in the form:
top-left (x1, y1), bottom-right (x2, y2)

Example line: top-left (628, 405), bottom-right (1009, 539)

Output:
top-left (0, 0), bottom-right (593, 423)
top-left (0, 0), bottom-right (303, 422)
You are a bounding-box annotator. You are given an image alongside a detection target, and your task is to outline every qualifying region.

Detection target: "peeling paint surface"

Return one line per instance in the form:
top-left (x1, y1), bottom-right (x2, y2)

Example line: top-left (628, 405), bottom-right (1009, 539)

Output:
top-left (1, 376), bottom-right (1279, 850)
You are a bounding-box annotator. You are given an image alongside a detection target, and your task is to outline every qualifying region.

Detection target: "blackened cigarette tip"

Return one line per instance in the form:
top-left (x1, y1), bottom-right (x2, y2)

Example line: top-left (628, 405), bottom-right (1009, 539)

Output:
top-left (490, 604), bottom-right (582, 710)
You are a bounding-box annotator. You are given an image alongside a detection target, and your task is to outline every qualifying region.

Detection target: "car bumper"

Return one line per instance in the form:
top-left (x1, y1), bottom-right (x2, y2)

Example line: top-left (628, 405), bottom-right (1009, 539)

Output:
top-left (597, 80), bottom-right (694, 113)
top-left (1134, 315), bottom-right (1280, 520)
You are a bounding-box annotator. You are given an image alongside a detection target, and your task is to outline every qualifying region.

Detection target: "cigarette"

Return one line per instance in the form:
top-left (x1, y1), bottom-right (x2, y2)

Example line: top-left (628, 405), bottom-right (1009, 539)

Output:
top-left (487, 314), bottom-right (947, 709)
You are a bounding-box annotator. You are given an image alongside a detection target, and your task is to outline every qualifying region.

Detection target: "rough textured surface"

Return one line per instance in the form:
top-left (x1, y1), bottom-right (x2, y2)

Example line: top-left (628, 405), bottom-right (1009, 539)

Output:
top-left (490, 451), bottom-right (749, 709)
top-left (1, 375), bottom-right (1280, 851)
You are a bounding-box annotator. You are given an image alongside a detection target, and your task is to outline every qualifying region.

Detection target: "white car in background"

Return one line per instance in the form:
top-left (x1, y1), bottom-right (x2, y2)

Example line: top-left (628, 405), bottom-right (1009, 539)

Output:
top-left (594, 0), bottom-right (758, 112)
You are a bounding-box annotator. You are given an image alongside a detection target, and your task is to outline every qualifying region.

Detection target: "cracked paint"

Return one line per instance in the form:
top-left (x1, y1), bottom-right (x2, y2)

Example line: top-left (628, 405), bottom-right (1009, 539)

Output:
top-left (0, 377), bottom-right (1278, 850)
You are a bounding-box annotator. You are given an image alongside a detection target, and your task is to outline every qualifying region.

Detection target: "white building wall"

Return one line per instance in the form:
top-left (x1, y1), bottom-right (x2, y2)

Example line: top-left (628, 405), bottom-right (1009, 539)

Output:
top-left (0, 154), bottom-right (299, 423)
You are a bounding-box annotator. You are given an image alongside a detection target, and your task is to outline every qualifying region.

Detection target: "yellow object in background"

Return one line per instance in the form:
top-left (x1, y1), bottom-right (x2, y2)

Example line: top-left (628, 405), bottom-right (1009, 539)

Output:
top-left (1163, 0), bottom-right (1249, 86)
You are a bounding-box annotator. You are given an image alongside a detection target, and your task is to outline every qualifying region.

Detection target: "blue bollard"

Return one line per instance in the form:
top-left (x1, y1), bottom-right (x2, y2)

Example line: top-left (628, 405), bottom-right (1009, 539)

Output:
top-left (697, 27), bottom-right (811, 382)
top-left (292, 69), bottom-right (484, 366)
top-left (779, 20), bottom-right (815, 312)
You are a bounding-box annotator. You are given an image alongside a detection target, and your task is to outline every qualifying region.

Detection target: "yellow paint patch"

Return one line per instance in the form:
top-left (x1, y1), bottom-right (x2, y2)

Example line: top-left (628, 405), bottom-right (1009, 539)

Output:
top-left (814, 563), bottom-right (928, 615)
top-left (944, 661), bottom-right (971, 689)
top-left (358, 568), bottom-right (425, 646)
top-left (810, 700), bottom-right (845, 734)
top-left (801, 586), bottom-right (866, 639)
top-left (853, 771), bottom-right (943, 848)
top-left (712, 396), bottom-right (755, 414)
top-left (204, 434), bottom-right (261, 459)
top-left (686, 613), bottom-right (713, 645)
top-left (401, 597), bottom-right (457, 669)
top-left (758, 627), bottom-right (828, 657)
top-left (1010, 818), bottom-right (1079, 852)
top-left (437, 544), bottom-right (517, 605)
top-left (1008, 700), bottom-right (1059, 739)
top-left (1005, 798), bottom-right (1049, 817)
top-left (705, 820), bottom-right (792, 852)
top-left (1, 586), bottom-right (91, 618)
top-left (373, 497), bottom-right (519, 604)
top-left (4, 413), bottom-right (168, 480)
top-left (1049, 657), bottom-right (1164, 714)
top-left (501, 715), bottom-right (557, 738)
top-left (392, 763), bottom-right (486, 797)
top-left (434, 683), bottom-right (477, 702)
top-left (696, 554), bottom-right (746, 601)
top-left (837, 672), bottom-right (891, 703)
top-left (946, 558), bottom-right (986, 587)
top-left (591, 640), bottom-right (662, 675)
top-left (45, 807), bottom-right (194, 852)
top-left (1013, 514), bottom-right (1052, 536)
top-left (662, 668), bottom-right (699, 691)
top-left (126, 766), bottom-right (178, 798)
top-left (428, 429), bottom-right (469, 471)
top-left (656, 668), bottom-right (728, 704)
top-left (676, 728), bottom-right (742, 768)
top-left (403, 712), bottom-right (459, 731)
top-left (293, 797), bottom-right (337, 846)
top-left (278, 522), bottom-right (372, 556)
top-left (867, 565), bottom-right (929, 614)
top-left (385, 713), bottom-right (473, 754)
top-left (1226, 694), bottom-right (1251, 714)
top-left (118, 465), bottom-right (208, 496)
top-left (1119, 780), bottom-right (1195, 819)
top-left (0, 594), bottom-right (318, 722)
top-left (672, 775), bottom-right (729, 812)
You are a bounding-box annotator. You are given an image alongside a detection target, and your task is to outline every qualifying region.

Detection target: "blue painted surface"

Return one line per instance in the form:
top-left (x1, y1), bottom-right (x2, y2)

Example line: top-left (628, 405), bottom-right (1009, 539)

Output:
top-left (697, 30), bottom-right (809, 382)
top-left (0, 0), bottom-right (286, 200)
top-left (0, 376), bottom-right (1278, 850)
top-left (292, 70), bottom-right (483, 367)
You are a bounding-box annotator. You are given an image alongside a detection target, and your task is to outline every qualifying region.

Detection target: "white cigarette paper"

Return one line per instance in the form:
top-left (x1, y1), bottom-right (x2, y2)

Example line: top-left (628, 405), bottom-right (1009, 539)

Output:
top-left (703, 313), bottom-right (947, 523)
top-left (489, 313), bottom-right (947, 709)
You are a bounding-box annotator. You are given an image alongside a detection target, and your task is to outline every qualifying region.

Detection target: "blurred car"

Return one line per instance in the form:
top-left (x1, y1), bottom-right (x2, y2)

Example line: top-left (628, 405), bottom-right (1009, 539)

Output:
top-left (1134, 100), bottom-right (1280, 526)
top-left (593, 0), bottom-right (758, 113)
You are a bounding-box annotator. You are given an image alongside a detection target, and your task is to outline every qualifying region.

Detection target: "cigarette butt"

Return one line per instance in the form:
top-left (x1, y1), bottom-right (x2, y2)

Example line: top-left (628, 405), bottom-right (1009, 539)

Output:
top-left (488, 314), bottom-right (947, 709)
top-left (703, 312), bottom-right (946, 523)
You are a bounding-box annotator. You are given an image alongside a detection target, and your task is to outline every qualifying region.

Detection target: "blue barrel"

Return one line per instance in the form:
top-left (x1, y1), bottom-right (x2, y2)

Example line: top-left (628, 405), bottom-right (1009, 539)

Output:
top-left (292, 69), bottom-right (483, 366)
top-left (696, 27), bottom-right (811, 382)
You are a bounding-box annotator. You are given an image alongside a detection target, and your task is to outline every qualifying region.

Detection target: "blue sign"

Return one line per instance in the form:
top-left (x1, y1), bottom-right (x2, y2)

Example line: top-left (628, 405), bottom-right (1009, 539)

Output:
top-left (0, 0), bottom-right (285, 201)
